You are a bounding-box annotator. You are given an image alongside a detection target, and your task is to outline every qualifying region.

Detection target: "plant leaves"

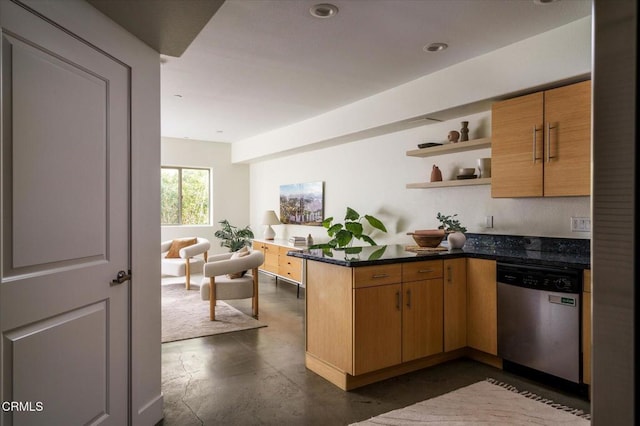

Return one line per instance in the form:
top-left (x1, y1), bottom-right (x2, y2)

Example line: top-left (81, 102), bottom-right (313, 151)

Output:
top-left (344, 247), bottom-right (363, 255)
top-left (361, 235), bottom-right (377, 245)
top-left (308, 243), bottom-right (333, 250)
top-left (364, 215), bottom-right (387, 232)
top-left (345, 207), bottom-right (360, 221)
top-left (327, 223), bottom-right (343, 236)
top-left (322, 217), bottom-right (333, 229)
top-left (335, 229), bottom-right (353, 247)
top-left (368, 246), bottom-right (387, 260)
top-left (345, 221), bottom-right (363, 237)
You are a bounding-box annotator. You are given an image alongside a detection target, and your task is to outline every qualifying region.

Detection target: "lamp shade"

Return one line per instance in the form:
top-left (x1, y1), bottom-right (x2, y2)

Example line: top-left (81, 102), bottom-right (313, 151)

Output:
top-left (262, 210), bottom-right (280, 240)
top-left (262, 210), bottom-right (281, 225)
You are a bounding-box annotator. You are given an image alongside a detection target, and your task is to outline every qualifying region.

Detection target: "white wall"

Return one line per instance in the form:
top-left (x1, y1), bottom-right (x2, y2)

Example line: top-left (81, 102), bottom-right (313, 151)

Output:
top-left (247, 17), bottom-right (592, 243)
top-left (161, 137), bottom-right (250, 254)
top-left (250, 111), bottom-right (591, 244)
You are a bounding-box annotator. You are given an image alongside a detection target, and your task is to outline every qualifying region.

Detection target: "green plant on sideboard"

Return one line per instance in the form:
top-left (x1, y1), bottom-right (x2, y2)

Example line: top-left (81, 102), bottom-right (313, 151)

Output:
top-left (214, 219), bottom-right (254, 252)
top-left (310, 207), bottom-right (387, 250)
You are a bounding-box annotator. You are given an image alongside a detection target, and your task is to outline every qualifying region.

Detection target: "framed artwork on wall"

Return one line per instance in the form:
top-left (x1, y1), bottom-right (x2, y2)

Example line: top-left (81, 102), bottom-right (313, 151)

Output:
top-left (279, 181), bottom-right (324, 226)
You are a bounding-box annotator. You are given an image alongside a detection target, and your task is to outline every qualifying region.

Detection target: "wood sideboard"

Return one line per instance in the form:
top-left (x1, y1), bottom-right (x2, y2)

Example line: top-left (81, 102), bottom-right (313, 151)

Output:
top-left (252, 239), bottom-right (305, 296)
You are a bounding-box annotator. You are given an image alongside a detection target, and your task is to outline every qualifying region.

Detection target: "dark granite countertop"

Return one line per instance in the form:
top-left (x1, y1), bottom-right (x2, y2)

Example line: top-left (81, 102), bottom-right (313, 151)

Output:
top-left (287, 234), bottom-right (591, 270)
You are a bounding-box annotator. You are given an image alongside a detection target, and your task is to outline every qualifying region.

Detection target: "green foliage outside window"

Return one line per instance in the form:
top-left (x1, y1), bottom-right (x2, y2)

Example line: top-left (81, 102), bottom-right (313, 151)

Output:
top-left (161, 167), bottom-right (210, 225)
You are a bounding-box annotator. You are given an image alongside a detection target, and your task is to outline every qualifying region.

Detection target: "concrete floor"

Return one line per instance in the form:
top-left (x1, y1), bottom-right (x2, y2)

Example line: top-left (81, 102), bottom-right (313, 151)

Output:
top-left (160, 273), bottom-right (590, 425)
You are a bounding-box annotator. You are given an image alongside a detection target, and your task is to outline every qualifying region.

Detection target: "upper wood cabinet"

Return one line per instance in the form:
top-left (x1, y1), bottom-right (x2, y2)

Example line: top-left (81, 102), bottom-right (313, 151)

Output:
top-left (491, 80), bottom-right (591, 197)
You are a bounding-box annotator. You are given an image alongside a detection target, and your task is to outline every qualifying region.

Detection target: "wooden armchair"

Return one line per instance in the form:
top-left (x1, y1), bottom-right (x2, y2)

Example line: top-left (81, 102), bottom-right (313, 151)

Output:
top-left (200, 250), bottom-right (264, 320)
top-left (161, 237), bottom-right (210, 290)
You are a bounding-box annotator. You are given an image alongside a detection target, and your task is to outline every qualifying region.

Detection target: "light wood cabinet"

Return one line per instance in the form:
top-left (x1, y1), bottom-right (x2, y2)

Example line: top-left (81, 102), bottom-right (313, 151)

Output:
top-left (353, 262), bottom-right (442, 373)
top-left (401, 260), bottom-right (444, 363)
top-left (444, 258), bottom-right (467, 352)
top-left (466, 258), bottom-right (497, 355)
top-left (278, 246), bottom-right (302, 282)
top-left (353, 283), bottom-right (402, 374)
top-left (252, 239), bottom-right (302, 283)
top-left (401, 278), bottom-right (443, 362)
top-left (491, 80), bottom-right (591, 197)
top-left (583, 269), bottom-right (591, 387)
top-left (306, 260), bottom-right (446, 382)
top-left (253, 241), bottom-right (279, 274)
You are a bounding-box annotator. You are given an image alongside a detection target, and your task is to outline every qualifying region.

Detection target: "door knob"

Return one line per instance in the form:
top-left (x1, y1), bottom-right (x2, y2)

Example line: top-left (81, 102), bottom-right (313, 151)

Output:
top-left (112, 270), bottom-right (132, 285)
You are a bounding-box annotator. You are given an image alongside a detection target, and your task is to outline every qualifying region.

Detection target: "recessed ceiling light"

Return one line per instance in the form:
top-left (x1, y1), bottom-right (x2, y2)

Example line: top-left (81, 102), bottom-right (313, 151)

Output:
top-left (310, 3), bottom-right (338, 19)
top-left (174, 94), bottom-right (183, 98)
top-left (423, 42), bottom-right (448, 52)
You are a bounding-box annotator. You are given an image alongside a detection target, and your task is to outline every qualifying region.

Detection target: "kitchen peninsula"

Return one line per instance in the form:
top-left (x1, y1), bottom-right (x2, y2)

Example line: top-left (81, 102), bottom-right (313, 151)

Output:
top-left (289, 236), bottom-right (590, 391)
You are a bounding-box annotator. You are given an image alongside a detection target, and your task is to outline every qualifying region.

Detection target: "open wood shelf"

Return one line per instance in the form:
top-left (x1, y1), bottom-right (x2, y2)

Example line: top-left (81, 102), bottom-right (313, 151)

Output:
top-left (406, 178), bottom-right (492, 189)
top-left (406, 137), bottom-right (491, 158)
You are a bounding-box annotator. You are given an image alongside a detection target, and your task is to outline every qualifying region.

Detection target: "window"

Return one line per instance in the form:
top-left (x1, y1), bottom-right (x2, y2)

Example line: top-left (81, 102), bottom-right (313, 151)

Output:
top-left (161, 167), bottom-right (210, 225)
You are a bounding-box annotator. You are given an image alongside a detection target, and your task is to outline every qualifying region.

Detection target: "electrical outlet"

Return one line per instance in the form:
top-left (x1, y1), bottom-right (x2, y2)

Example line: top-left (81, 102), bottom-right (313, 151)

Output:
top-left (485, 215), bottom-right (494, 228)
top-left (570, 217), bottom-right (591, 232)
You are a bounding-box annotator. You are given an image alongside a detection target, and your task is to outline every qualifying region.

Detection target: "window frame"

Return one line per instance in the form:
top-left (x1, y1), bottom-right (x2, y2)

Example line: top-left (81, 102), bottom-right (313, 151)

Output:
top-left (161, 166), bottom-right (211, 226)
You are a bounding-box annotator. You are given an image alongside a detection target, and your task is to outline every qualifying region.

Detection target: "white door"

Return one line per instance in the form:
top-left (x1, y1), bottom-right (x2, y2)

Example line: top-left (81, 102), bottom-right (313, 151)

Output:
top-left (1, 2), bottom-right (130, 425)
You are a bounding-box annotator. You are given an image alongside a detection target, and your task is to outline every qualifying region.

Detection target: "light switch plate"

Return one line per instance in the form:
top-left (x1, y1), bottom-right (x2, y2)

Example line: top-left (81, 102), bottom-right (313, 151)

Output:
top-left (571, 217), bottom-right (591, 232)
top-left (485, 215), bottom-right (493, 228)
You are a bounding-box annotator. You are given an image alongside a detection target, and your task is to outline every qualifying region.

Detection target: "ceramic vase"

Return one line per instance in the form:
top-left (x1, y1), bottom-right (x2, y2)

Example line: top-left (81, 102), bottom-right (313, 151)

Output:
top-left (460, 121), bottom-right (469, 141)
top-left (460, 121), bottom-right (469, 142)
top-left (430, 165), bottom-right (443, 182)
top-left (447, 232), bottom-right (466, 249)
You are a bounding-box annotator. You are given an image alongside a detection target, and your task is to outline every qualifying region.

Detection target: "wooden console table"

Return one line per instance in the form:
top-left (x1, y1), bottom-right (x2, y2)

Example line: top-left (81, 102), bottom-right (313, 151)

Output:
top-left (252, 238), bottom-right (305, 297)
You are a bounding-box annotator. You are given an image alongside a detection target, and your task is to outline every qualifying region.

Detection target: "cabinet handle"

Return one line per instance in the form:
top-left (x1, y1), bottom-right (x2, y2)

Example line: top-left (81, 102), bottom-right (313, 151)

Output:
top-left (372, 273), bottom-right (389, 279)
top-left (396, 291), bottom-right (401, 310)
top-left (418, 269), bottom-right (433, 273)
top-left (447, 265), bottom-right (452, 283)
top-left (546, 122), bottom-right (557, 162)
top-left (406, 289), bottom-right (412, 308)
top-left (533, 125), bottom-right (542, 162)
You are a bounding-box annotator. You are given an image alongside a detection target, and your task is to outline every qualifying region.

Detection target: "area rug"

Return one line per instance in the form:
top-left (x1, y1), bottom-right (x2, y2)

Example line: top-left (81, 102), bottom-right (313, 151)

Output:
top-left (162, 283), bottom-right (266, 343)
top-left (351, 378), bottom-right (590, 425)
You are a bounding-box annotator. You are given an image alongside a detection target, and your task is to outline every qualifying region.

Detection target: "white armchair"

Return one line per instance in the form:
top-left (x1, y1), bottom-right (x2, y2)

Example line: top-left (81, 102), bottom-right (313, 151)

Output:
top-left (200, 250), bottom-right (265, 321)
top-left (161, 237), bottom-right (210, 290)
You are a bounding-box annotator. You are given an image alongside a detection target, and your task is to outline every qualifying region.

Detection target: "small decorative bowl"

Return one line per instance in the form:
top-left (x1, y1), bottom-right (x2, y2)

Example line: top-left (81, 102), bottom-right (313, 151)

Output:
top-left (458, 167), bottom-right (476, 176)
top-left (407, 230), bottom-right (445, 247)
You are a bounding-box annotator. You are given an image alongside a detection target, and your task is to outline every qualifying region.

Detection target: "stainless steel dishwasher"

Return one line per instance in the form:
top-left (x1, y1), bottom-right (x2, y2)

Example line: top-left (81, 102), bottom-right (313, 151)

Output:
top-left (497, 262), bottom-right (582, 384)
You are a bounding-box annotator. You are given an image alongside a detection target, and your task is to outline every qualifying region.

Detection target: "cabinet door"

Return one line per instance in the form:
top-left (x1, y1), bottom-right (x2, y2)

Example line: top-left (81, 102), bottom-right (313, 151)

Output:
top-left (444, 258), bottom-right (467, 352)
top-left (467, 258), bottom-right (497, 355)
top-left (306, 261), bottom-right (354, 374)
top-left (491, 92), bottom-right (544, 197)
top-left (354, 284), bottom-right (402, 375)
top-left (263, 243), bottom-right (279, 274)
top-left (402, 279), bottom-right (443, 362)
top-left (543, 80), bottom-right (591, 196)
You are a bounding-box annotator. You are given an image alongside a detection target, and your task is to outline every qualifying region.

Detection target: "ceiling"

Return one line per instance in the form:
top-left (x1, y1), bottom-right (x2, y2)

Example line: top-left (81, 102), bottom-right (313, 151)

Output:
top-left (99, 0), bottom-right (592, 143)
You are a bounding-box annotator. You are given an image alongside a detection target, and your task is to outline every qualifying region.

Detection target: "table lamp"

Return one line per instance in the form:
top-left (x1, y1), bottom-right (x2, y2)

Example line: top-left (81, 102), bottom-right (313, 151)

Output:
top-left (262, 210), bottom-right (281, 240)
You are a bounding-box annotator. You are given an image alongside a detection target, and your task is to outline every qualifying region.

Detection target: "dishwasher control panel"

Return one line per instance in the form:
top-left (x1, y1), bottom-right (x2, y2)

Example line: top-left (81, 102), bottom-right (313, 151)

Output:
top-left (497, 263), bottom-right (581, 293)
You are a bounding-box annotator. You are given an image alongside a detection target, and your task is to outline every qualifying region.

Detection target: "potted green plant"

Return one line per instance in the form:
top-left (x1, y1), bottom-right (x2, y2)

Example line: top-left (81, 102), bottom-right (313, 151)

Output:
top-left (310, 207), bottom-right (387, 250)
top-left (214, 219), bottom-right (254, 252)
top-left (436, 212), bottom-right (467, 249)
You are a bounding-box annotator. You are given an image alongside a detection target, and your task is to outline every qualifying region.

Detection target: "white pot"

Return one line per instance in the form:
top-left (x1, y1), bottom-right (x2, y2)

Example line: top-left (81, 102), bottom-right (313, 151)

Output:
top-left (447, 232), bottom-right (466, 249)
